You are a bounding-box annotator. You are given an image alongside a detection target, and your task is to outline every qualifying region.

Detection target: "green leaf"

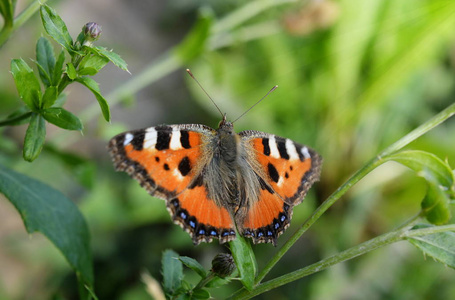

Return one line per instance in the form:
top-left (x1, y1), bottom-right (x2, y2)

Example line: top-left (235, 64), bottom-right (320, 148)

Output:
top-left (36, 37), bottom-right (56, 87)
top-left (407, 224), bottom-right (455, 269)
top-left (229, 236), bottom-right (257, 291)
top-left (385, 150), bottom-right (453, 224)
top-left (52, 92), bottom-right (68, 108)
top-left (23, 113), bottom-right (46, 162)
top-left (53, 50), bottom-right (65, 86)
top-left (179, 256), bottom-right (207, 278)
top-left (11, 58), bottom-right (42, 111)
top-left (40, 4), bottom-right (73, 53)
top-left (0, 164), bottom-right (94, 288)
top-left (42, 107), bottom-right (83, 131)
top-left (191, 288), bottom-right (210, 299)
top-left (421, 176), bottom-right (451, 225)
top-left (174, 9), bottom-right (212, 63)
top-left (385, 150), bottom-right (454, 189)
top-left (0, 0), bottom-right (15, 28)
top-left (66, 62), bottom-right (77, 80)
top-left (78, 53), bottom-right (109, 76)
top-left (75, 76), bottom-right (110, 121)
top-left (0, 108), bottom-right (31, 126)
top-left (91, 46), bottom-right (129, 72)
top-left (162, 249), bottom-right (183, 295)
top-left (41, 86), bottom-right (58, 108)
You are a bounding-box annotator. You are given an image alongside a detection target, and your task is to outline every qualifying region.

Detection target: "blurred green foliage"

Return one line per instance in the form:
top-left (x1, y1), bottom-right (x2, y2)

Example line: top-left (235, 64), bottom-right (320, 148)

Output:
top-left (0, 0), bottom-right (454, 299)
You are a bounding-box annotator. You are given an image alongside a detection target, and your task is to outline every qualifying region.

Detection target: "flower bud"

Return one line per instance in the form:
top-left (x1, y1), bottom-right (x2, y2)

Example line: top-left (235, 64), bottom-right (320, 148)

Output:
top-left (211, 253), bottom-right (236, 278)
top-left (83, 22), bottom-right (102, 42)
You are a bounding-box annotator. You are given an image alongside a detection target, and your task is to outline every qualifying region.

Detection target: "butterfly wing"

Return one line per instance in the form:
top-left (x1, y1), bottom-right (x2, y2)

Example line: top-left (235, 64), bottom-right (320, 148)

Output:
top-left (237, 130), bottom-right (322, 245)
top-left (108, 124), bottom-right (236, 244)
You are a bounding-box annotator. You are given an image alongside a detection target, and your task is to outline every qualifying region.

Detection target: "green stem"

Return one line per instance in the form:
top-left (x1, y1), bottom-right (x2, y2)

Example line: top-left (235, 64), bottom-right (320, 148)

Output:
top-left (233, 224), bottom-right (455, 300)
top-left (255, 101), bottom-right (455, 284)
top-left (0, 112), bottom-right (32, 126)
top-left (0, 0), bottom-right (47, 48)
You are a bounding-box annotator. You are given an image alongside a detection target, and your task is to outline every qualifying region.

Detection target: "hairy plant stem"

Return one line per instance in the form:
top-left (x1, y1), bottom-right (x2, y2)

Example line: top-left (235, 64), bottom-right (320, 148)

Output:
top-left (231, 224), bottom-right (455, 300)
top-left (254, 101), bottom-right (455, 284)
top-left (0, 0), bottom-right (48, 48)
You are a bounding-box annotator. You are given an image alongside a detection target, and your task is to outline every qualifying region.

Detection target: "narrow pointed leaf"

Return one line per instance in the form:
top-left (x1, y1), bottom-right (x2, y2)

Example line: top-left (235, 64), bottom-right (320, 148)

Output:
top-left (66, 62), bottom-right (77, 80)
top-left (78, 53), bottom-right (109, 75)
top-left (229, 236), bottom-right (257, 291)
top-left (179, 256), bottom-right (207, 278)
top-left (23, 113), bottom-right (46, 162)
top-left (421, 176), bottom-right (451, 225)
top-left (41, 86), bottom-right (58, 108)
top-left (91, 46), bottom-right (129, 72)
top-left (162, 249), bottom-right (183, 295)
top-left (42, 107), bottom-right (83, 131)
top-left (11, 59), bottom-right (41, 110)
top-left (407, 224), bottom-right (455, 269)
top-left (53, 50), bottom-right (65, 86)
top-left (75, 77), bottom-right (110, 121)
top-left (0, 164), bottom-right (94, 288)
top-left (36, 37), bottom-right (56, 87)
top-left (40, 4), bottom-right (73, 53)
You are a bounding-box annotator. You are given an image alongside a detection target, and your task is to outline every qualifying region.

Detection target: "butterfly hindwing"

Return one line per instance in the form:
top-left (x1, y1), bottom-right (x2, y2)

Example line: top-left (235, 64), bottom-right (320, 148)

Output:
top-left (108, 124), bottom-right (236, 244)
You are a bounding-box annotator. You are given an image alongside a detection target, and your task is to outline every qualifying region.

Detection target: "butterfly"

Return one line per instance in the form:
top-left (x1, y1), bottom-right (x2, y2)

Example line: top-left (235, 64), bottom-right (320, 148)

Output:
top-left (108, 75), bottom-right (322, 246)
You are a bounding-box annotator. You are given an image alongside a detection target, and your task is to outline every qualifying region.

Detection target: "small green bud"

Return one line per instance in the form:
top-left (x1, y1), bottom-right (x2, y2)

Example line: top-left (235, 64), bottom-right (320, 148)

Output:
top-left (211, 253), bottom-right (236, 278)
top-left (82, 22), bottom-right (101, 44)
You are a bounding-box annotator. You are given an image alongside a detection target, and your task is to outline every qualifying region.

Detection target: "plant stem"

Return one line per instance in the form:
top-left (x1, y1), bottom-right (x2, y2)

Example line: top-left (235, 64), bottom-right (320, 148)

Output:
top-left (255, 101), bottom-right (455, 284)
top-left (0, 0), bottom-right (48, 48)
top-left (232, 224), bottom-right (455, 299)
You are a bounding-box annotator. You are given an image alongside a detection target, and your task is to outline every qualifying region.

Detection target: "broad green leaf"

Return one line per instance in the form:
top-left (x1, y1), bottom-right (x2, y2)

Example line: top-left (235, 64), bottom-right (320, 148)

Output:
top-left (36, 37), bottom-right (56, 87)
top-left (385, 150), bottom-right (454, 189)
top-left (52, 50), bottom-right (65, 86)
top-left (174, 10), bottom-right (212, 63)
top-left (11, 59), bottom-right (41, 110)
top-left (0, 164), bottom-right (94, 288)
top-left (0, 0), bottom-right (15, 28)
top-left (23, 113), bottom-right (46, 162)
top-left (407, 224), bottom-right (455, 269)
top-left (42, 107), bottom-right (83, 131)
top-left (191, 288), bottom-right (210, 299)
top-left (205, 269), bottom-right (237, 288)
top-left (76, 77), bottom-right (110, 121)
top-left (78, 53), bottom-right (109, 76)
top-left (179, 256), bottom-right (207, 278)
top-left (229, 236), bottom-right (257, 291)
top-left (40, 4), bottom-right (73, 53)
top-left (91, 46), bottom-right (129, 72)
top-left (66, 62), bottom-right (77, 80)
top-left (41, 86), bottom-right (58, 108)
top-left (162, 249), bottom-right (183, 295)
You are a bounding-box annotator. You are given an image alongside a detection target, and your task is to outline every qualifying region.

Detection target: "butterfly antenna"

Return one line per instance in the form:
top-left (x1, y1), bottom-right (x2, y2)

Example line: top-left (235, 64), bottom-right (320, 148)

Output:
top-left (186, 69), bottom-right (224, 119)
top-left (232, 85), bottom-right (278, 124)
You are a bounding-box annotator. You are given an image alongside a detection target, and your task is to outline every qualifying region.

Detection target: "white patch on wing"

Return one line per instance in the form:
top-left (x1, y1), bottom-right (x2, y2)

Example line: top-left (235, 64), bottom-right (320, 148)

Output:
top-left (269, 136), bottom-right (280, 159)
top-left (277, 175), bottom-right (284, 187)
top-left (123, 133), bottom-right (134, 146)
top-left (301, 146), bottom-right (311, 159)
top-left (170, 129), bottom-right (182, 150)
top-left (285, 139), bottom-right (299, 160)
top-left (173, 169), bottom-right (184, 181)
top-left (143, 127), bottom-right (157, 149)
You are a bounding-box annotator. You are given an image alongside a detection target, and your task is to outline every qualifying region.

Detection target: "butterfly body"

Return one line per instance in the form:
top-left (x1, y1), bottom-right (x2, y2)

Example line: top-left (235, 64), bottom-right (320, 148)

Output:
top-left (109, 116), bottom-right (322, 245)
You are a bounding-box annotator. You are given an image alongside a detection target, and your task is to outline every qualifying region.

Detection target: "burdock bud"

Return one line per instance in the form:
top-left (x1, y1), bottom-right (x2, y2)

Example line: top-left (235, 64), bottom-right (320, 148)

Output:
top-left (211, 253), bottom-right (236, 278)
top-left (83, 22), bottom-right (101, 42)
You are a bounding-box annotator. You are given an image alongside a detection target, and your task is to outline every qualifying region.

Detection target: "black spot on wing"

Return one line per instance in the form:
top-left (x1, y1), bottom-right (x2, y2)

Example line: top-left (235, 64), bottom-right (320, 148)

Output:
top-left (189, 174), bottom-right (204, 189)
top-left (178, 156), bottom-right (191, 176)
top-left (130, 129), bottom-right (145, 151)
top-left (268, 163), bottom-right (279, 183)
top-left (180, 130), bottom-right (191, 149)
top-left (155, 125), bottom-right (172, 150)
top-left (277, 138), bottom-right (289, 160)
top-left (262, 138), bottom-right (270, 156)
top-left (257, 174), bottom-right (275, 194)
top-left (163, 163), bottom-right (170, 171)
